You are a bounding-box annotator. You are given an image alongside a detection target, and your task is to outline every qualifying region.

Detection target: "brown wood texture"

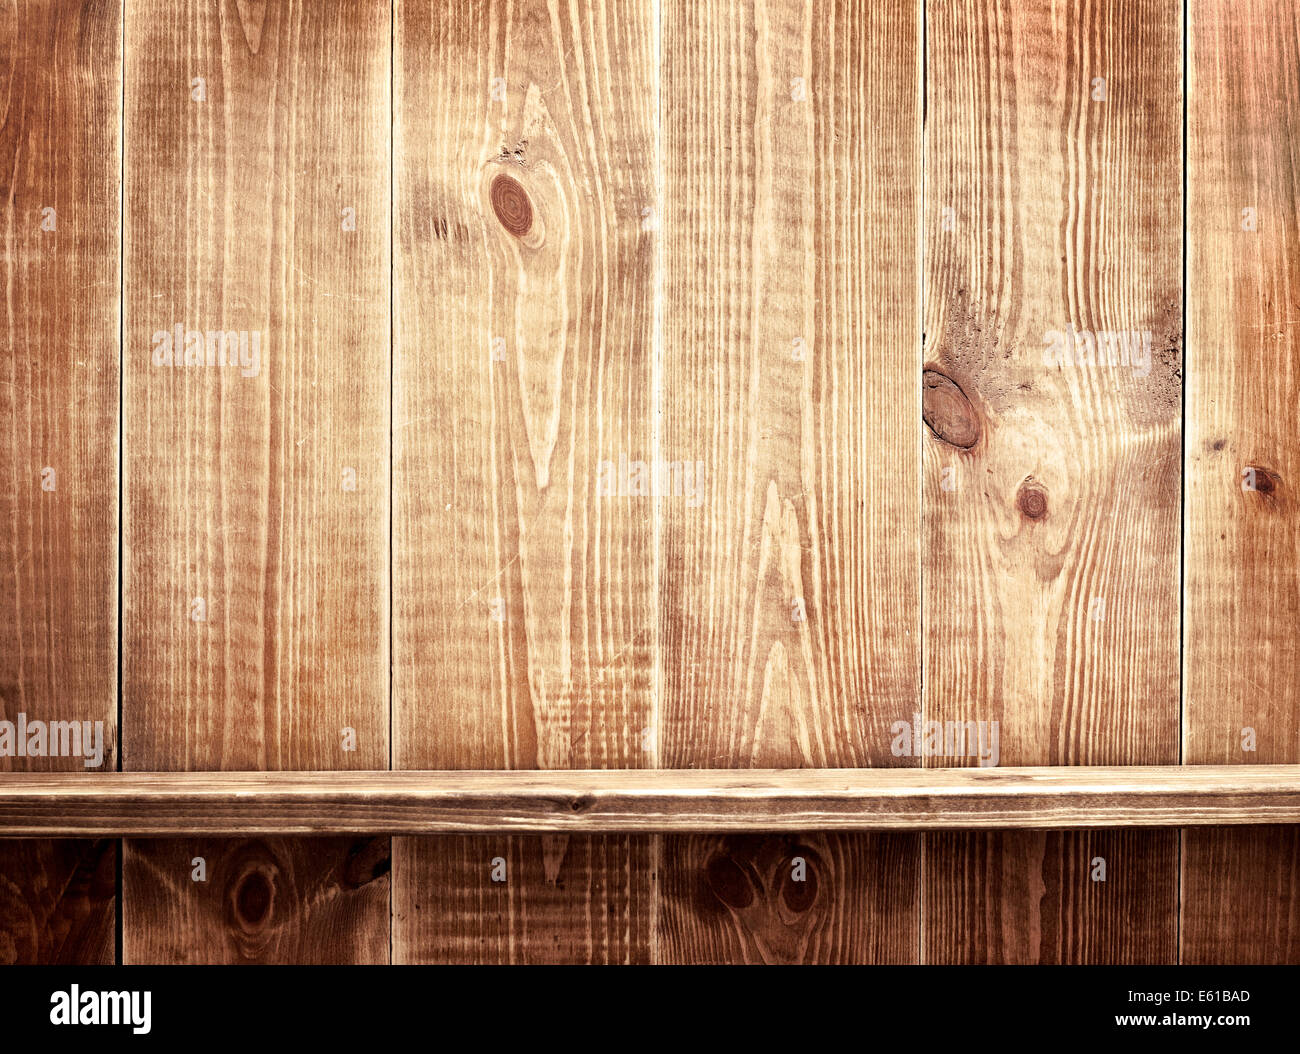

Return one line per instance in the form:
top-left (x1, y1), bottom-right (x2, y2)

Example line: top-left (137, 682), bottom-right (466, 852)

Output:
top-left (7, 766), bottom-right (1300, 835)
top-left (391, 0), bottom-right (658, 962)
top-left (659, 0), bottom-right (919, 770)
top-left (1183, 0), bottom-right (1300, 964)
top-left (660, 833), bottom-right (916, 964)
top-left (4, 0), bottom-right (1300, 967)
top-left (397, 834), bottom-right (650, 964)
top-left (656, 0), bottom-right (922, 965)
top-left (922, 0), bottom-right (1183, 963)
top-left (121, 0), bottom-right (391, 963)
top-left (0, 0), bottom-right (121, 965)
top-left (123, 836), bottom-right (389, 964)
top-left (925, 830), bottom-right (1176, 964)
top-left (0, 838), bottom-right (115, 965)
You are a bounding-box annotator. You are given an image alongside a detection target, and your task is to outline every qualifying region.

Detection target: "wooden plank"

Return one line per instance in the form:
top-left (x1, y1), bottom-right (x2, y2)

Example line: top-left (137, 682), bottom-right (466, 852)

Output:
top-left (1181, 826), bottom-right (1300, 964)
top-left (123, 836), bottom-right (388, 964)
top-left (0, 839), bottom-right (115, 965)
top-left (396, 835), bottom-right (650, 964)
top-left (0, 0), bottom-right (121, 964)
top-left (1183, 0), bottom-right (1300, 964)
top-left (7, 766), bottom-right (1300, 835)
top-left (391, 0), bottom-right (658, 962)
top-left (121, 0), bottom-right (391, 964)
top-left (925, 830), bottom-right (1177, 964)
top-left (923, 0), bottom-right (1182, 963)
top-left (658, 0), bottom-right (922, 964)
top-left (659, 833), bottom-right (917, 964)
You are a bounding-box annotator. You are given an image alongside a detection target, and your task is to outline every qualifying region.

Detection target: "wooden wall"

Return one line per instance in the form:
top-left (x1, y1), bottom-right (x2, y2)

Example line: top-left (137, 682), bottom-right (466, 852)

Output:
top-left (1, 0), bottom-right (1297, 965)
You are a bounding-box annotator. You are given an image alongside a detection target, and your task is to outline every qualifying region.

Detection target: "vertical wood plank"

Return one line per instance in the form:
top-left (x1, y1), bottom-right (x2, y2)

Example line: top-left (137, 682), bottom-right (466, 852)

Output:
top-left (1184, 0), bottom-right (1300, 964)
top-left (392, 0), bottom-right (657, 963)
top-left (0, 0), bottom-right (121, 964)
top-left (396, 835), bottom-right (650, 965)
top-left (123, 836), bottom-right (389, 964)
top-left (0, 838), bottom-right (116, 965)
top-left (660, 833), bottom-right (917, 964)
top-left (121, 0), bottom-right (391, 964)
top-left (657, 0), bottom-right (921, 962)
top-left (923, 0), bottom-right (1182, 963)
top-left (925, 830), bottom-right (1176, 964)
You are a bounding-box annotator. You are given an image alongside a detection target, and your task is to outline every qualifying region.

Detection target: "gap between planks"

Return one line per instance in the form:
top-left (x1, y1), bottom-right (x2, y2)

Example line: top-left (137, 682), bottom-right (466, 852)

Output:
top-left (3, 767), bottom-right (1300, 835)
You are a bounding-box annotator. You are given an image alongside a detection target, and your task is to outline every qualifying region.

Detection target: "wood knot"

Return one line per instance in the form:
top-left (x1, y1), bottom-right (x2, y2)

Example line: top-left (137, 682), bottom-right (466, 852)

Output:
top-left (705, 854), bottom-right (755, 911)
top-left (922, 369), bottom-right (981, 448)
top-left (232, 868), bottom-right (274, 931)
top-left (490, 173), bottom-right (533, 236)
top-left (1017, 481), bottom-right (1048, 520)
top-left (341, 838), bottom-right (391, 889)
top-left (781, 851), bottom-right (818, 913)
top-left (1244, 466), bottom-right (1279, 495)
top-left (567, 794), bottom-right (596, 813)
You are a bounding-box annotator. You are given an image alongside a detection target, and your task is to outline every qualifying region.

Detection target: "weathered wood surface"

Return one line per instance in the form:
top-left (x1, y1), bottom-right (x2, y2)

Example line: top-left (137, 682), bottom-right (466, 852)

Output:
top-left (391, 0), bottom-right (658, 963)
top-left (922, 0), bottom-right (1183, 963)
top-left (1, 0), bottom-right (1296, 967)
top-left (0, 838), bottom-right (115, 965)
top-left (121, 0), bottom-right (392, 964)
top-left (6, 766), bottom-right (1300, 835)
top-left (123, 836), bottom-right (389, 964)
top-left (0, 0), bottom-right (122, 965)
top-left (1183, 0), bottom-right (1300, 964)
top-left (656, 0), bottom-right (923, 964)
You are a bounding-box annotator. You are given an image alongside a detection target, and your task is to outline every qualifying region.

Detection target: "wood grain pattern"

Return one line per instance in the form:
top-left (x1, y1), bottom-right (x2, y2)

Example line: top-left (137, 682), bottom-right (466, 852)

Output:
top-left (392, 0), bottom-right (657, 962)
top-left (123, 836), bottom-right (389, 964)
top-left (659, 833), bottom-right (917, 964)
top-left (1181, 826), bottom-right (1300, 964)
top-left (396, 834), bottom-right (649, 964)
top-left (656, 0), bottom-right (922, 966)
top-left (925, 830), bottom-right (1177, 964)
top-left (122, 0), bottom-right (391, 964)
top-left (0, 0), bottom-right (121, 964)
top-left (923, 0), bottom-right (1182, 963)
top-left (0, 839), bottom-right (115, 965)
top-left (659, 0), bottom-right (919, 769)
top-left (1183, 0), bottom-right (1300, 964)
top-left (3, 0), bottom-right (1295, 967)
top-left (9, 765), bottom-right (1300, 834)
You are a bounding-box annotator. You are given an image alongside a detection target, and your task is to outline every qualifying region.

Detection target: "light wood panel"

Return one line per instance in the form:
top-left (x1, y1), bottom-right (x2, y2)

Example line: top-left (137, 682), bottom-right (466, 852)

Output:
top-left (121, 0), bottom-right (391, 963)
top-left (392, 0), bottom-right (658, 963)
top-left (923, 0), bottom-right (1182, 963)
top-left (657, 0), bottom-right (922, 963)
top-left (0, 0), bottom-right (121, 964)
top-left (1183, 0), bottom-right (1300, 963)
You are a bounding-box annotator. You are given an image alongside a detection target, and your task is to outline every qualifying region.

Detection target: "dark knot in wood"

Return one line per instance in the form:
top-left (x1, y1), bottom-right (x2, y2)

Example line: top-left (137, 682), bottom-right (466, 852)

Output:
top-left (490, 173), bottom-right (533, 237)
top-left (922, 369), bottom-right (981, 448)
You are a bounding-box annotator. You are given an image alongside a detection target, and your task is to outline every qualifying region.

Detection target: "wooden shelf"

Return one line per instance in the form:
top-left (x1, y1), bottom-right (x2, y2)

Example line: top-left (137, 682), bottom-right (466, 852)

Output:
top-left (2, 766), bottom-right (1300, 836)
